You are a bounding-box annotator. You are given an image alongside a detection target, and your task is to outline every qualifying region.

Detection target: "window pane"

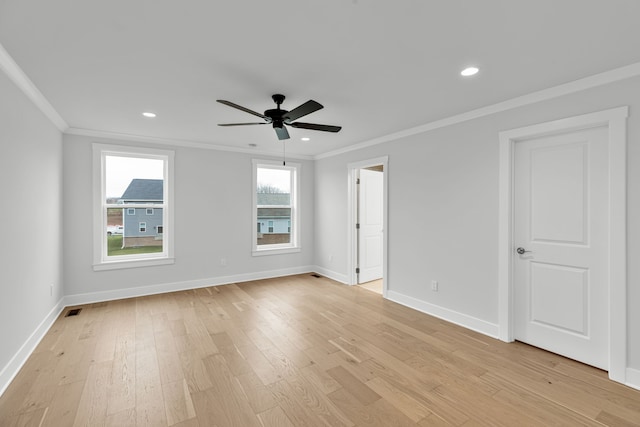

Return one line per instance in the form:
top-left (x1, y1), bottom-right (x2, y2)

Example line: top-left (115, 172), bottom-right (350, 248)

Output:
top-left (105, 155), bottom-right (164, 258)
top-left (257, 207), bottom-right (291, 245)
top-left (257, 168), bottom-right (290, 205)
top-left (106, 207), bottom-right (163, 256)
top-left (105, 155), bottom-right (164, 203)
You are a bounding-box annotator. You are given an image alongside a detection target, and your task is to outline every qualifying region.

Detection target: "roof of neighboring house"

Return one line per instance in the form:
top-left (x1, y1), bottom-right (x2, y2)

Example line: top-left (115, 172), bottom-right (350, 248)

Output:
top-left (120, 179), bottom-right (163, 202)
top-left (257, 193), bottom-right (290, 205)
top-left (257, 208), bottom-right (291, 218)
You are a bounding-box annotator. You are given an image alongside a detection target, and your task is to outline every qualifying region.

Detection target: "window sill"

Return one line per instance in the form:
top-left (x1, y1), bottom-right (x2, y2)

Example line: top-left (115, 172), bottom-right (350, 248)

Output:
top-left (252, 247), bottom-right (301, 257)
top-left (93, 257), bottom-right (175, 271)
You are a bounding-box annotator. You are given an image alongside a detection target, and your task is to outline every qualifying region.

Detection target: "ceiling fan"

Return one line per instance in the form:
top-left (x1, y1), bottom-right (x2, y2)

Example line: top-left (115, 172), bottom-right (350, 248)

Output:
top-left (217, 94), bottom-right (342, 140)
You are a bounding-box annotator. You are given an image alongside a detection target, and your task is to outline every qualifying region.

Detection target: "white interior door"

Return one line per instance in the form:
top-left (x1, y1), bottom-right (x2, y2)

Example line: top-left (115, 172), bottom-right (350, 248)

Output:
top-left (514, 126), bottom-right (609, 369)
top-left (358, 168), bottom-right (384, 284)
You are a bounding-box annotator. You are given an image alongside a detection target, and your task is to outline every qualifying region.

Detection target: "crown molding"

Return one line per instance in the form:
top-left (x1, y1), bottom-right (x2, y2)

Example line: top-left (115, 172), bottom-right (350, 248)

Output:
top-left (0, 42), bottom-right (68, 132)
top-left (65, 127), bottom-right (314, 160)
top-left (314, 61), bottom-right (640, 160)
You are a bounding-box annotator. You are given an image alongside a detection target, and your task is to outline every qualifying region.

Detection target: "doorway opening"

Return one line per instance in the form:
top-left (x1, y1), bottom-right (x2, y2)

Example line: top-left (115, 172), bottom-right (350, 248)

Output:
top-left (347, 156), bottom-right (388, 297)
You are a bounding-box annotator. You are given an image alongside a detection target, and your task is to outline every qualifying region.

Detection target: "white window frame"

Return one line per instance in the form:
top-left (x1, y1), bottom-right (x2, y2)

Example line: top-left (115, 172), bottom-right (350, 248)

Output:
top-left (93, 143), bottom-right (175, 270)
top-left (127, 208), bottom-right (135, 215)
top-left (252, 159), bottom-right (300, 256)
top-left (146, 208), bottom-right (154, 215)
top-left (139, 222), bottom-right (147, 233)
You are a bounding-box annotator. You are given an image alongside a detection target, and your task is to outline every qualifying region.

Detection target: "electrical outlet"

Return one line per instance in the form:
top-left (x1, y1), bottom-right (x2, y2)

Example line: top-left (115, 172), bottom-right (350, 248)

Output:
top-left (220, 257), bottom-right (227, 267)
top-left (431, 280), bottom-right (438, 292)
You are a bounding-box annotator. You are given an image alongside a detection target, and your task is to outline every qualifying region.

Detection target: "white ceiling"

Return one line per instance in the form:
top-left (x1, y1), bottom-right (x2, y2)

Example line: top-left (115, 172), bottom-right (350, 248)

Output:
top-left (2, 0), bottom-right (640, 157)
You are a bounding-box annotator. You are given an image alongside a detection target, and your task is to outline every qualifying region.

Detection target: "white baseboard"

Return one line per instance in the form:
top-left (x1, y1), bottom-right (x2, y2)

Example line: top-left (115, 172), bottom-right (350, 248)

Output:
top-left (311, 266), bottom-right (348, 284)
top-left (386, 290), bottom-right (500, 339)
top-left (626, 367), bottom-right (640, 391)
top-left (64, 265), bottom-right (317, 306)
top-left (0, 299), bottom-right (66, 397)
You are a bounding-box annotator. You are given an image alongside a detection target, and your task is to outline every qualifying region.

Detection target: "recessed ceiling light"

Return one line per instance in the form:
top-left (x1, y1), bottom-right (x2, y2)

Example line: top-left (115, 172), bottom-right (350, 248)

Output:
top-left (142, 112), bottom-right (156, 118)
top-left (460, 67), bottom-right (479, 77)
top-left (248, 143), bottom-right (257, 147)
top-left (301, 137), bottom-right (310, 141)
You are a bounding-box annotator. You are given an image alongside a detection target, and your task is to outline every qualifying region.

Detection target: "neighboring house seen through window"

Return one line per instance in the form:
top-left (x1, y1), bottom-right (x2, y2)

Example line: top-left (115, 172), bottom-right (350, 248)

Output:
top-left (93, 144), bottom-right (174, 270)
top-left (252, 159), bottom-right (300, 255)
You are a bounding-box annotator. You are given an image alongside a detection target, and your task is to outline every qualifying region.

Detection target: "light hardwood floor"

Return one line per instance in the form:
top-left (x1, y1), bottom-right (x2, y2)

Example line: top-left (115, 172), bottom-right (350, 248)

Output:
top-left (358, 279), bottom-right (383, 295)
top-left (1, 274), bottom-right (639, 426)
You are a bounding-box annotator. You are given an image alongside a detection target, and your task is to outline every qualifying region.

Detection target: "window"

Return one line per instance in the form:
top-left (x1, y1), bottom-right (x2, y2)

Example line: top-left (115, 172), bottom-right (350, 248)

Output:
top-left (93, 144), bottom-right (174, 270)
top-left (252, 159), bottom-right (300, 255)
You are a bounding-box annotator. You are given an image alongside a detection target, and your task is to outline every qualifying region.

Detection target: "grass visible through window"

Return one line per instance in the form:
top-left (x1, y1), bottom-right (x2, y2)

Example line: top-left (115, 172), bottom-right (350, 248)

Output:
top-left (107, 235), bottom-right (163, 256)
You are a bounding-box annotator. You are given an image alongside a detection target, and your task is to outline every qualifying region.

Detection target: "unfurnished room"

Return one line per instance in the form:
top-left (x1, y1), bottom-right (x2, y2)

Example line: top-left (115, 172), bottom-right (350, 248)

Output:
top-left (1, 1), bottom-right (640, 426)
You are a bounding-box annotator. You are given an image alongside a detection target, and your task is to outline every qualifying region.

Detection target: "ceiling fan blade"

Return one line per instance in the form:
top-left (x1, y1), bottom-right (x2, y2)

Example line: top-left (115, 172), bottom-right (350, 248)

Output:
top-left (283, 100), bottom-right (323, 122)
top-left (274, 125), bottom-right (290, 140)
top-left (289, 122), bottom-right (342, 133)
top-left (218, 122), bottom-right (267, 126)
top-left (217, 100), bottom-right (271, 121)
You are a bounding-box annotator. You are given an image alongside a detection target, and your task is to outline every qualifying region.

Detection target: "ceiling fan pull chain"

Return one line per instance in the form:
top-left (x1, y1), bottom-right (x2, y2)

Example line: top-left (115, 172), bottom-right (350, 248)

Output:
top-left (283, 141), bottom-right (286, 166)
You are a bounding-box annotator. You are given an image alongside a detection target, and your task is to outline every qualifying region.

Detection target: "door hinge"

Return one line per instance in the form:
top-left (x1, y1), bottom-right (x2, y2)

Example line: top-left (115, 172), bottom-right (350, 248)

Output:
top-left (356, 223), bottom-right (360, 229)
top-left (355, 268), bottom-right (360, 274)
top-left (356, 178), bottom-right (360, 185)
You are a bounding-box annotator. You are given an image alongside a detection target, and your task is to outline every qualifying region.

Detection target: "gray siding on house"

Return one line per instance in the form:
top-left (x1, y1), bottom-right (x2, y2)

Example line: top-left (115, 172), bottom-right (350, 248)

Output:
top-left (123, 207), bottom-right (163, 237)
top-left (257, 193), bottom-right (291, 235)
top-left (119, 179), bottom-right (164, 238)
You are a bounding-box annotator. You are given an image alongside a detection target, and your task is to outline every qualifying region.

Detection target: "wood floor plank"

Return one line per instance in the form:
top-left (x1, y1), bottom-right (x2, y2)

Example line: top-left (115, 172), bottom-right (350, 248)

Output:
top-left (178, 350), bottom-right (215, 393)
top-left (365, 376), bottom-right (435, 423)
top-left (135, 345), bottom-right (167, 426)
top-left (268, 379), bottom-right (338, 427)
top-left (257, 405), bottom-right (296, 427)
top-left (106, 333), bottom-right (135, 416)
top-left (2, 274), bottom-right (640, 426)
top-left (40, 380), bottom-right (85, 427)
top-left (162, 378), bottom-right (196, 426)
top-left (105, 407), bottom-right (136, 427)
top-left (72, 360), bottom-right (112, 427)
top-left (327, 365), bottom-right (381, 405)
top-left (235, 370), bottom-right (278, 414)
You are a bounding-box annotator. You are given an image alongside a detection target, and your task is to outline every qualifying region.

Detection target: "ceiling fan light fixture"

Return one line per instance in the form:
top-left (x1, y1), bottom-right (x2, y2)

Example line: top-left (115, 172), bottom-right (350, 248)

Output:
top-left (460, 66), bottom-right (479, 77)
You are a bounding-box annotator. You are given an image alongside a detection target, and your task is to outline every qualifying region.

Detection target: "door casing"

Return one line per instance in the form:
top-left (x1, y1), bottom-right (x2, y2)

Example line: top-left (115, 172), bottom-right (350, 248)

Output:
top-left (498, 106), bottom-right (628, 382)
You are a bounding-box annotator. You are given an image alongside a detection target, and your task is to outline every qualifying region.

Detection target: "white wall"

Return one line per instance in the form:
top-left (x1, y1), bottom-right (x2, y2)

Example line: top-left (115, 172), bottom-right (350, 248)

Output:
top-left (63, 135), bottom-right (315, 301)
top-left (314, 75), bottom-right (640, 373)
top-left (0, 70), bottom-right (63, 387)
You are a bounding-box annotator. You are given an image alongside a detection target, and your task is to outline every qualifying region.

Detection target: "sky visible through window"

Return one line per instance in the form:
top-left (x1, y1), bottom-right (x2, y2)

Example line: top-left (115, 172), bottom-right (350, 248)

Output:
top-left (106, 156), bottom-right (164, 199)
top-left (257, 167), bottom-right (290, 193)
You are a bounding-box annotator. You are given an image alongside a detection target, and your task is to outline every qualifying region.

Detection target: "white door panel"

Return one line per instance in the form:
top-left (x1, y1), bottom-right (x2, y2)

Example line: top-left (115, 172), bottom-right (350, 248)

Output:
top-left (514, 126), bottom-right (608, 369)
top-left (358, 169), bottom-right (383, 283)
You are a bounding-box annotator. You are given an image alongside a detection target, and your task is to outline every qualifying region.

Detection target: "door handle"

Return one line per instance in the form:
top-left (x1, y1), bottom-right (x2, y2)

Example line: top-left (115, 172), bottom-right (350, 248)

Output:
top-left (516, 247), bottom-right (532, 255)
